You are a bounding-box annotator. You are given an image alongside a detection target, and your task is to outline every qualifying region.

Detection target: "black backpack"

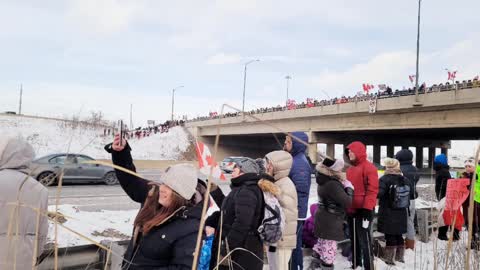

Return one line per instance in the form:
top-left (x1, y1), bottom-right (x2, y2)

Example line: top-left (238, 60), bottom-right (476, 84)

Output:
top-left (389, 176), bottom-right (411, 209)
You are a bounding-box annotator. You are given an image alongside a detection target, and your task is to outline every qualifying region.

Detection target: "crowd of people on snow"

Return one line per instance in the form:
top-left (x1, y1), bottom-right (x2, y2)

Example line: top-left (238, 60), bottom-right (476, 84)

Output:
top-left (1, 132), bottom-right (479, 270)
top-left (188, 77), bottom-right (480, 122)
top-left (102, 119), bottom-right (185, 140)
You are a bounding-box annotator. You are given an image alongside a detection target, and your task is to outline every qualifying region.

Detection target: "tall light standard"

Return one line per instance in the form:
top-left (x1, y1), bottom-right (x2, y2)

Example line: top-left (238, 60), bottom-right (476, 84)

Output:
top-left (171, 85), bottom-right (184, 121)
top-left (414, 0), bottom-right (422, 105)
top-left (242, 59), bottom-right (260, 114)
top-left (285, 75), bottom-right (291, 106)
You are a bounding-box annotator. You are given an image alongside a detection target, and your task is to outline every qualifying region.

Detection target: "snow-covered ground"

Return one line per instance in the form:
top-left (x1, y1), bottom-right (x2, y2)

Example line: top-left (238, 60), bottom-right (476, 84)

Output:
top-left (0, 114), bottom-right (191, 160)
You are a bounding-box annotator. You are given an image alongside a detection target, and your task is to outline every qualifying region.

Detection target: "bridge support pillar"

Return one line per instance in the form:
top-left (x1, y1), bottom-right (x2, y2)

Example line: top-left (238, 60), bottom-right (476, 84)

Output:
top-left (373, 145), bottom-right (381, 165)
top-left (308, 143), bottom-right (318, 164)
top-left (326, 143), bottom-right (335, 159)
top-left (416, 147), bottom-right (424, 169)
top-left (428, 147), bottom-right (436, 168)
top-left (387, 145), bottom-right (395, 158)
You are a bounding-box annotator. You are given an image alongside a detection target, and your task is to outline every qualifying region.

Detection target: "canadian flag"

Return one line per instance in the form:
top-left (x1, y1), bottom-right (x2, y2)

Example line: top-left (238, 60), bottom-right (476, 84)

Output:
top-left (306, 98), bottom-right (314, 108)
top-left (362, 84), bottom-right (374, 94)
top-left (447, 70), bottom-right (457, 81)
top-left (409, 75), bottom-right (416, 83)
top-left (287, 99), bottom-right (297, 110)
top-left (195, 140), bottom-right (226, 181)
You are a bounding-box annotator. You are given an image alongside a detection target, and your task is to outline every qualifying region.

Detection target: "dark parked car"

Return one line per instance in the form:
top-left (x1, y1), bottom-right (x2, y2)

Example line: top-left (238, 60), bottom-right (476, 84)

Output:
top-left (30, 154), bottom-right (118, 186)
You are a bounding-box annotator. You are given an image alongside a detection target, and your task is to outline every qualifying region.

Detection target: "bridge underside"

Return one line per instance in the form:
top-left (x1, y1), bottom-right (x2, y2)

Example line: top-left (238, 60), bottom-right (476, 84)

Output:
top-left (200, 127), bottom-right (480, 168)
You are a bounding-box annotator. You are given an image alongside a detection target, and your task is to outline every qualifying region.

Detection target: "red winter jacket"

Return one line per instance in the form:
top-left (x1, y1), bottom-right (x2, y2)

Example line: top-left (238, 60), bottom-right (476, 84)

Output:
top-left (346, 141), bottom-right (379, 214)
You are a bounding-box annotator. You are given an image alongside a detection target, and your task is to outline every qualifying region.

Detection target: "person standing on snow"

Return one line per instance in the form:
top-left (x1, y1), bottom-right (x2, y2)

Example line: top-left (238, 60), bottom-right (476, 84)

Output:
top-left (105, 134), bottom-right (206, 270)
top-left (284, 132), bottom-right (312, 270)
top-left (461, 158), bottom-right (479, 250)
top-left (205, 158), bottom-right (265, 270)
top-left (310, 157), bottom-right (353, 270)
top-left (433, 154), bottom-right (457, 241)
top-left (395, 149), bottom-right (420, 250)
top-left (262, 150), bottom-right (298, 270)
top-left (377, 158), bottom-right (413, 265)
top-left (0, 134), bottom-right (49, 270)
top-left (344, 141), bottom-right (378, 270)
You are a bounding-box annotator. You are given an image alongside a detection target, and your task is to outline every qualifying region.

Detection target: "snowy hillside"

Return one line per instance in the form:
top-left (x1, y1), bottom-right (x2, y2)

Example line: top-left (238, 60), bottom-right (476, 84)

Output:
top-left (0, 115), bottom-right (191, 160)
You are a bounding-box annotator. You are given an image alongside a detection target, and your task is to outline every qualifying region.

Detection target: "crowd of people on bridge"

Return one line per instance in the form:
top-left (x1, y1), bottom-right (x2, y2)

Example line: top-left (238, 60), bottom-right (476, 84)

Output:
top-left (188, 77), bottom-right (480, 122)
top-left (103, 119), bottom-right (185, 140)
top-left (1, 131), bottom-right (479, 270)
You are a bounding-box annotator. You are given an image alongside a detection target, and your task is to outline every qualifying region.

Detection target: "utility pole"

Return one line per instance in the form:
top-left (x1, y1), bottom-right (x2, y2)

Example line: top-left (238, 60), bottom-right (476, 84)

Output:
top-left (171, 86), bottom-right (184, 122)
top-left (129, 104), bottom-right (133, 129)
top-left (241, 59), bottom-right (260, 114)
top-left (18, 84), bottom-right (23, 115)
top-left (285, 75), bottom-right (291, 106)
top-left (414, 0), bottom-right (422, 105)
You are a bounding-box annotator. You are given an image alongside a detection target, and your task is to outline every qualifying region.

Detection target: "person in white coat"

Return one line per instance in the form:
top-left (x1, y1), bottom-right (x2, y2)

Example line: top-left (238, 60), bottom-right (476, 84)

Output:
top-left (261, 150), bottom-right (298, 270)
top-left (0, 134), bottom-right (48, 270)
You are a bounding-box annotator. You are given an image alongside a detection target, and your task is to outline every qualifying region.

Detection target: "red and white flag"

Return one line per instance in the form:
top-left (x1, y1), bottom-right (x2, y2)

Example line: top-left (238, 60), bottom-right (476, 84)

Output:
top-left (195, 140), bottom-right (226, 181)
top-left (446, 69), bottom-right (457, 81)
top-left (409, 75), bottom-right (416, 83)
top-left (287, 99), bottom-right (297, 110)
top-left (306, 98), bottom-right (314, 108)
top-left (362, 84), bottom-right (374, 94)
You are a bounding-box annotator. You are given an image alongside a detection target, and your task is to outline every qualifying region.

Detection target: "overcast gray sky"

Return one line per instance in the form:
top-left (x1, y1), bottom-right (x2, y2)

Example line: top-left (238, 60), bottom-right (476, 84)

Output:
top-left (0, 0), bottom-right (479, 126)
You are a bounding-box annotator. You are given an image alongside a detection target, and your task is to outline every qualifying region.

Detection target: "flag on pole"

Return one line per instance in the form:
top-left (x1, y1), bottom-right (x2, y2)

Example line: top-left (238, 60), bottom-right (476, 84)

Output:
top-left (448, 70), bottom-right (457, 81)
top-left (306, 98), bottom-right (314, 108)
top-left (195, 140), bottom-right (226, 181)
top-left (287, 99), bottom-right (297, 110)
top-left (409, 75), bottom-right (416, 83)
top-left (362, 84), bottom-right (374, 94)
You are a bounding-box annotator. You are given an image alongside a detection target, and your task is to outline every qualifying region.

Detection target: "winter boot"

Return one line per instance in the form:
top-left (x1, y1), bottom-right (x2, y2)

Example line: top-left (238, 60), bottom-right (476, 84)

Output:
top-left (405, 238), bottom-right (415, 250)
top-left (395, 245), bottom-right (405, 263)
top-left (381, 246), bottom-right (396, 265)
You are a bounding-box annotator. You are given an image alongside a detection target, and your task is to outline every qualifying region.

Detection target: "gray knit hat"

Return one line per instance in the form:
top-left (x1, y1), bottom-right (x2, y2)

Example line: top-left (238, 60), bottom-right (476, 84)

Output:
top-left (235, 158), bottom-right (261, 174)
top-left (156, 163), bottom-right (198, 200)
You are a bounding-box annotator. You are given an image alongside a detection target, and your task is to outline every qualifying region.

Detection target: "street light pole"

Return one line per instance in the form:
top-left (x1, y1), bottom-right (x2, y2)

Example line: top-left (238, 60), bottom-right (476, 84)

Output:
top-left (414, 0), bottom-right (422, 104)
top-left (171, 86), bottom-right (184, 122)
top-left (285, 75), bottom-right (291, 106)
top-left (242, 59), bottom-right (260, 114)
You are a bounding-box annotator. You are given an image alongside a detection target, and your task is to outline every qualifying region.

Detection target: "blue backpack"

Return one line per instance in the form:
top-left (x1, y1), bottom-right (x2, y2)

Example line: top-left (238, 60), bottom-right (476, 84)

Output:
top-left (389, 177), bottom-right (411, 209)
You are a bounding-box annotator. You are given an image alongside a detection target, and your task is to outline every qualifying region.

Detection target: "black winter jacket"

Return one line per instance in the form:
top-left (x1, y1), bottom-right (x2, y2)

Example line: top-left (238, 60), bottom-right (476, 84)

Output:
top-left (395, 150), bottom-right (420, 199)
top-left (106, 143), bottom-right (203, 270)
top-left (434, 163), bottom-right (451, 201)
top-left (207, 173), bottom-right (264, 270)
top-left (314, 172), bottom-right (352, 241)
top-left (377, 174), bottom-right (413, 235)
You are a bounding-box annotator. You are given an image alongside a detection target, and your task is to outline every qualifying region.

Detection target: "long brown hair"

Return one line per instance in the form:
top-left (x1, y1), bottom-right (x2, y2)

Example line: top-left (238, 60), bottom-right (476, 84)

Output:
top-left (134, 183), bottom-right (191, 234)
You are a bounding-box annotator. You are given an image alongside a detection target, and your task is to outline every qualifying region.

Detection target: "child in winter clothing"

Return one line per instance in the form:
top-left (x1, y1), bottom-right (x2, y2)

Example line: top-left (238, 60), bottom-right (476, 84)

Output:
top-left (310, 157), bottom-right (353, 270)
top-left (303, 204), bottom-right (319, 248)
top-left (377, 158), bottom-right (414, 265)
top-left (461, 158), bottom-right (480, 250)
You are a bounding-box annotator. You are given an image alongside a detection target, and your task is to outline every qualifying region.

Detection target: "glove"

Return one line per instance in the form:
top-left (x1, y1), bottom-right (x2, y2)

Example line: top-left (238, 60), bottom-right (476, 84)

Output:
top-left (358, 208), bottom-right (374, 222)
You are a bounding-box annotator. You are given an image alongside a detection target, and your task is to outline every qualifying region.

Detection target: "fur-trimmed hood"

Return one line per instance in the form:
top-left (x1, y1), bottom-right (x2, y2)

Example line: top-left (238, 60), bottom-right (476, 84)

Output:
top-left (258, 176), bottom-right (281, 196)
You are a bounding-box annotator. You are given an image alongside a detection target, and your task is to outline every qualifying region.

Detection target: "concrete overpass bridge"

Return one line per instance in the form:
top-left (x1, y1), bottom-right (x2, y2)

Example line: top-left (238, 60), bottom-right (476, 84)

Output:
top-left (186, 87), bottom-right (480, 168)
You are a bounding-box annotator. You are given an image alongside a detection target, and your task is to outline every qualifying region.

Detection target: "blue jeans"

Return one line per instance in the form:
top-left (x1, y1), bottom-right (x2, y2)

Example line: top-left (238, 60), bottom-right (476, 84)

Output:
top-left (290, 221), bottom-right (304, 270)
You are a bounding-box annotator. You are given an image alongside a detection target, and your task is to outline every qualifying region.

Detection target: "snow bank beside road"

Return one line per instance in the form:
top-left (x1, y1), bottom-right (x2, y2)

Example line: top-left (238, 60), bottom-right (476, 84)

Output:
top-left (0, 115), bottom-right (191, 160)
